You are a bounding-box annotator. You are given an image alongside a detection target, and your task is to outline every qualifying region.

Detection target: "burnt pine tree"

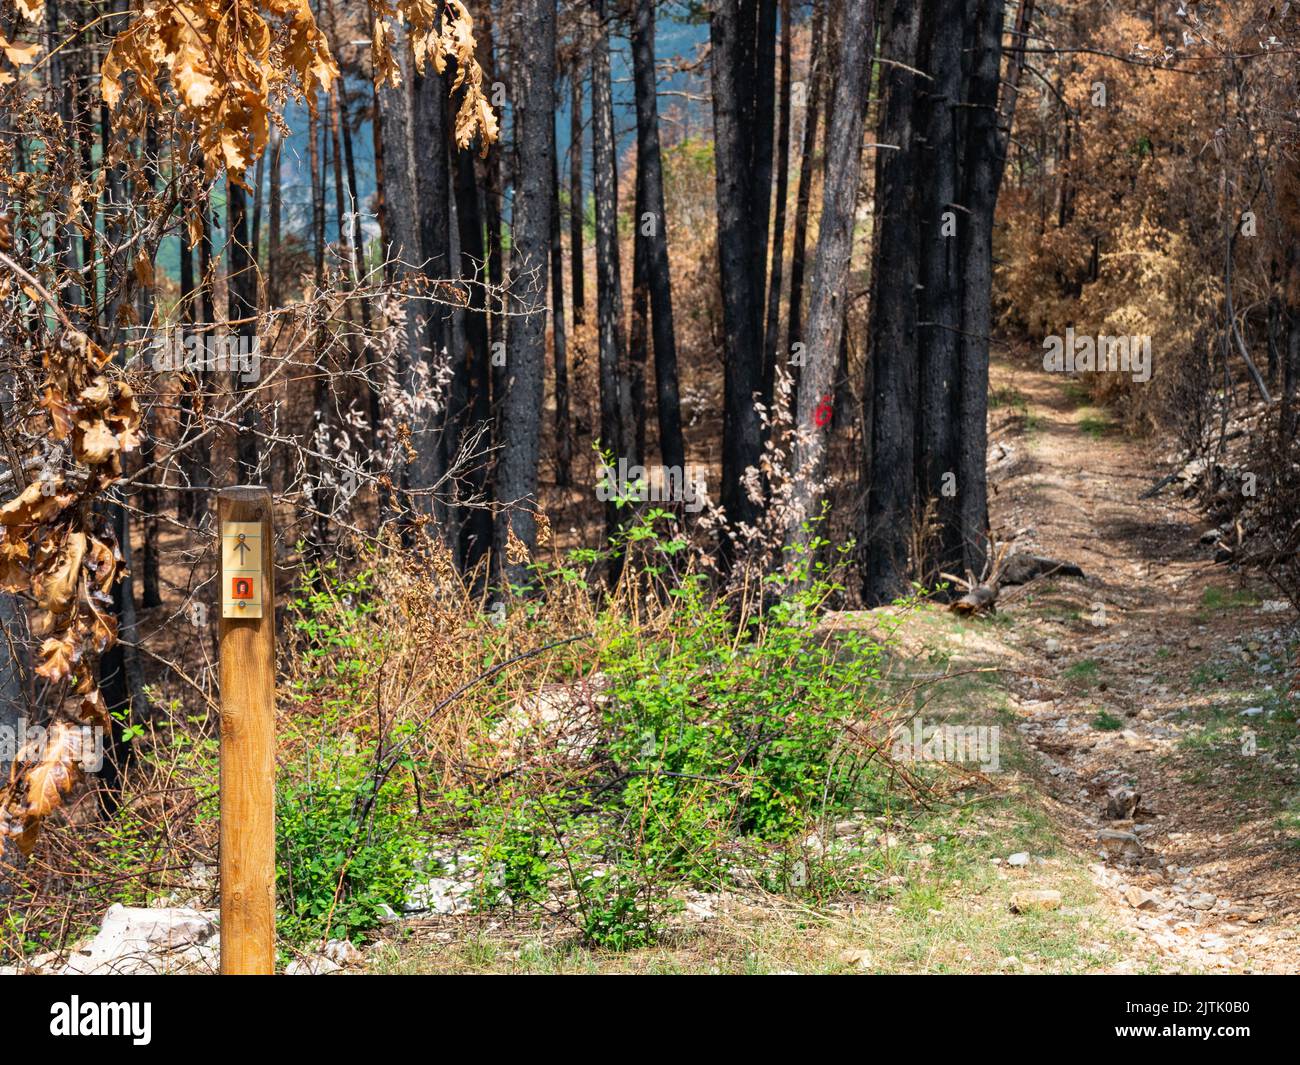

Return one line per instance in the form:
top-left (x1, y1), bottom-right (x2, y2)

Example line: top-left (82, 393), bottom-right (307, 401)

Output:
top-left (630, 0), bottom-right (685, 473)
top-left (751, 0), bottom-right (778, 410)
top-left (914, 0), bottom-right (966, 582)
top-left (863, 0), bottom-right (923, 606)
top-left (630, 164), bottom-right (650, 466)
top-left (413, 63), bottom-right (455, 525)
top-left (189, 202), bottom-right (216, 523)
top-left (453, 146), bottom-right (495, 570)
top-left (787, 0), bottom-right (826, 402)
top-left (569, 58), bottom-right (587, 327)
top-left (479, 6), bottom-right (506, 374)
top-left (227, 179), bottom-right (259, 482)
top-left (551, 89), bottom-right (573, 488)
top-left (309, 98), bottom-right (333, 556)
top-left (176, 203), bottom-right (198, 522)
top-left (710, 0), bottom-right (773, 539)
top-left (762, 0), bottom-right (793, 416)
top-left (496, 0), bottom-right (556, 588)
top-left (862, 0), bottom-right (1020, 598)
top-left (592, 0), bottom-right (635, 542)
top-left (377, 25), bottom-right (441, 517)
top-left (136, 125), bottom-right (162, 610)
top-left (786, 0), bottom-right (876, 551)
top-left (956, 0), bottom-right (1014, 579)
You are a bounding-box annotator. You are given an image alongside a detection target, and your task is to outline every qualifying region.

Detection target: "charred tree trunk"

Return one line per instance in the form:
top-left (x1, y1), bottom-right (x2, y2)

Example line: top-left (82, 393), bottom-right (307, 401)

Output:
top-left (309, 97), bottom-right (334, 556)
top-left (96, 496), bottom-right (152, 814)
top-left (496, 0), bottom-right (556, 588)
top-left (787, 0), bottom-right (826, 397)
top-left (227, 180), bottom-right (260, 482)
top-left (176, 224), bottom-right (197, 522)
top-left (570, 61), bottom-right (587, 327)
top-left (413, 65), bottom-right (454, 521)
top-left (137, 123), bottom-right (162, 610)
top-left (863, 0), bottom-right (922, 605)
top-left (762, 0), bottom-right (793, 417)
top-left (552, 112), bottom-right (573, 489)
top-left (480, 9), bottom-right (506, 367)
top-left (710, 0), bottom-right (766, 540)
top-left (378, 26), bottom-right (439, 520)
top-left (914, 0), bottom-right (965, 583)
top-left (592, 0), bottom-right (634, 545)
top-left (954, 0), bottom-right (1010, 580)
top-left (786, 0), bottom-right (876, 552)
top-left (630, 177), bottom-right (650, 468)
top-left (454, 149), bottom-right (495, 571)
top-left (187, 202), bottom-right (215, 524)
top-left (751, 0), bottom-right (777, 412)
top-left (267, 125), bottom-right (283, 308)
top-left (631, 0), bottom-right (685, 473)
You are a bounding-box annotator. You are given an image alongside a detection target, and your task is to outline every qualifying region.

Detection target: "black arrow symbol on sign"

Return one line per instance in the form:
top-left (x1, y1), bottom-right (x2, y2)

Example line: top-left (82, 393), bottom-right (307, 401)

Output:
top-left (235, 533), bottom-right (251, 564)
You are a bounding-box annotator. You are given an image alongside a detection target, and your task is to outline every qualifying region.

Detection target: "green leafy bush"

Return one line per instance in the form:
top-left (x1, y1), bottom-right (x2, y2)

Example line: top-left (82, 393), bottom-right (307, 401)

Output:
top-left (276, 753), bottom-right (423, 946)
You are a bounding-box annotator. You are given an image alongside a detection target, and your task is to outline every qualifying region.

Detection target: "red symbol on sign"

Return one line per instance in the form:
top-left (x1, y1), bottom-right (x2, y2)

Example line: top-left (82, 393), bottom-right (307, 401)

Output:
top-left (813, 395), bottom-right (833, 428)
top-left (232, 576), bottom-right (255, 600)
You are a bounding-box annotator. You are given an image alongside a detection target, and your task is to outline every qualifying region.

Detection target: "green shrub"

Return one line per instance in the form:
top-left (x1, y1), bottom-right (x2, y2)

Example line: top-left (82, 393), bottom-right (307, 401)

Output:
top-left (276, 752), bottom-right (424, 945)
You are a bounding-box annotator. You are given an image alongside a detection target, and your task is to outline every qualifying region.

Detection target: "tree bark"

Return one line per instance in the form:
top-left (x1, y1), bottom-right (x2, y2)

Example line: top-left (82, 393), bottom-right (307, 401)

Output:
top-left (751, 0), bottom-right (778, 340)
top-left (137, 123), bottom-right (162, 609)
top-left (496, 0), bottom-right (556, 588)
top-left (592, 0), bottom-right (634, 547)
top-left (786, 0), bottom-right (876, 553)
top-left (267, 125), bottom-right (283, 308)
top-left (227, 179), bottom-right (260, 482)
top-left (631, 0), bottom-right (685, 473)
top-left (914, 0), bottom-right (965, 582)
top-left (414, 64), bottom-right (454, 522)
top-left (188, 202), bottom-right (215, 524)
top-left (454, 148), bottom-right (495, 570)
top-left (552, 113), bottom-right (573, 489)
top-left (570, 61), bottom-right (587, 327)
top-left (377, 26), bottom-right (440, 516)
top-left (787, 0), bottom-right (826, 396)
top-left (480, 8), bottom-right (506, 367)
top-left (762, 0), bottom-right (793, 417)
top-left (631, 176), bottom-right (650, 467)
top-left (710, 0), bottom-right (766, 540)
top-left (955, 0), bottom-right (1010, 579)
top-left (863, 0), bottom-right (923, 605)
top-left (309, 99), bottom-right (333, 556)
top-left (96, 496), bottom-right (152, 813)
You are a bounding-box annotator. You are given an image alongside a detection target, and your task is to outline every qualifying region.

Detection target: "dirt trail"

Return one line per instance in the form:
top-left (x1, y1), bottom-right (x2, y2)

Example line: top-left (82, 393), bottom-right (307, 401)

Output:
top-left (987, 351), bottom-right (1300, 974)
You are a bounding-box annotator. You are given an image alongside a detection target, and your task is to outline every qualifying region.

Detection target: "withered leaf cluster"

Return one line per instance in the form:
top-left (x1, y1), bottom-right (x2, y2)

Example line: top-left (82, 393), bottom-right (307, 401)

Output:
top-left (1, 331), bottom-right (141, 853)
top-left (101, 0), bottom-right (498, 183)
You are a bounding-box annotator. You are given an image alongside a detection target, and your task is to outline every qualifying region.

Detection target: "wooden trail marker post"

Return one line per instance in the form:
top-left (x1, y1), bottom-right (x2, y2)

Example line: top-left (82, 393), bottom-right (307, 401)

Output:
top-left (217, 486), bottom-right (276, 974)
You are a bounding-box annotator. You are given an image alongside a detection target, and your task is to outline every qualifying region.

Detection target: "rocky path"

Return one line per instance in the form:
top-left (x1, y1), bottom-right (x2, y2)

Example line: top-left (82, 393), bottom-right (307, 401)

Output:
top-left (988, 353), bottom-right (1300, 973)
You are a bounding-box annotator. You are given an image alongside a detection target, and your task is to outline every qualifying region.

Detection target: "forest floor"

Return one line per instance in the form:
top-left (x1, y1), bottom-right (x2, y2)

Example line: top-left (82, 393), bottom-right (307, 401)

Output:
top-left (376, 347), bottom-right (1300, 975)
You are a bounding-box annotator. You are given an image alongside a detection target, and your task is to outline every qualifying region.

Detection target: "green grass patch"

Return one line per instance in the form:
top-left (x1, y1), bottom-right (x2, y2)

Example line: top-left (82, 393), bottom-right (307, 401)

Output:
top-left (1063, 659), bottom-right (1102, 689)
top-left (1078, 412), bottom-right (1113, 438)
top-left (1199, 585), bottom-right (1261, 612)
